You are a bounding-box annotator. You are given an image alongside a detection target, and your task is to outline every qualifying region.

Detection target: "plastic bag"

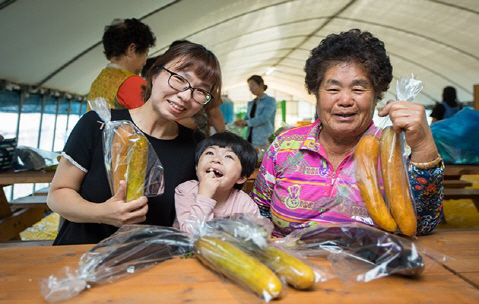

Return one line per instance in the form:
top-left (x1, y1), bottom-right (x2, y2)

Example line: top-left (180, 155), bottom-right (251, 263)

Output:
top-left (226, 123), bottom-right (245, 137)
top-left (40, 225), bottom-right (193, 302)
top-left (278, 222), bottom-right (447, 283)
top-left (89, 98), bottom-right (164, 201)
top-left (194, 214), bottom-right (274, 248)
top-left (354, 75), bottom-right (422, 236)
top-left (431, 107), bottom-right (479, 164)
top-left (191, 215), bottom-right (332, 301)
top-left (12, 146), bottom-right (59, 171)
top-left (195, 234), bottom-right (283, 302)
top-left (267, 122), bottom-right (292, 144)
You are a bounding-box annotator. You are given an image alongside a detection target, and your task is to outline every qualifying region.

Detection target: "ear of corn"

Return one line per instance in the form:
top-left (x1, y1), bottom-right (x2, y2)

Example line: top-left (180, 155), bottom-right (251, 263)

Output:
top-left (355, 134), bottom-right (397, 232)
top-left (380, 127), bottom-right (417, 236)
top-left (111, 124), bottom-right (135, 194)
top-left (256, 245), bottom-right (316, 290)
top-left (125, 135), bottom-right (149, 202)
top-left (195, 237), bottom-right (282, 300)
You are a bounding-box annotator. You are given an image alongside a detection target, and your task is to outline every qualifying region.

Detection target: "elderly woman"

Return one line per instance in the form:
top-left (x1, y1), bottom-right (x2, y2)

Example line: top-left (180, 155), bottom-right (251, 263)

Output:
top-left (88, 18), bottom-right (156, 110)
top-left (48, 41), bottom-right (222, 245)
top-left (251, 29), bottom-right (443, 237)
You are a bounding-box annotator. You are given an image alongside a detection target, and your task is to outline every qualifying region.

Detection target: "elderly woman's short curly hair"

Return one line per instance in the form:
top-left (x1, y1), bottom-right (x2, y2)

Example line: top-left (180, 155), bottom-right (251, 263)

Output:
top-left (304, 29), bottom-right (393, 102)
top-left (102, 18), bottom-right (156, 59)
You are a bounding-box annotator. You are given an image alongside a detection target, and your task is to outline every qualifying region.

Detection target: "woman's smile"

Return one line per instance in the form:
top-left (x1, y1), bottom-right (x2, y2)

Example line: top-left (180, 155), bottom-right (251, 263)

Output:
top-left (333, 111), bottom-right (357, 122)
top-left (167, 99), bottom-right (186, 112)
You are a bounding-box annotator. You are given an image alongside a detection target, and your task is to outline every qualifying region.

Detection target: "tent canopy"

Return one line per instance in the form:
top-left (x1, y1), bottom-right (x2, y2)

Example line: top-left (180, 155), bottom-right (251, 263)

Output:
top-left (1, 0), bottom-right (478, 106)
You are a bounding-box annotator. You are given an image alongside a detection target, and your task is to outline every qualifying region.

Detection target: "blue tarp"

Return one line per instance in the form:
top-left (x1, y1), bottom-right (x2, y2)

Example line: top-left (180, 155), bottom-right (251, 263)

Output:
top-left (431, 108), bottom-right (479, 164)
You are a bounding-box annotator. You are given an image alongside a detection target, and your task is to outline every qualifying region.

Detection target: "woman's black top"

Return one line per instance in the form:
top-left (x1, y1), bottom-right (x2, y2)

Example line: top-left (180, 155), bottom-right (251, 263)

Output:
top-left (247, 99), bottom-right (258, 143)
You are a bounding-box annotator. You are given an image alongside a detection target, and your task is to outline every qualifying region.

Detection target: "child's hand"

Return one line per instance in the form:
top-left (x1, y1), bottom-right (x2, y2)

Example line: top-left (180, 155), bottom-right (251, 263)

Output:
top-left (198, 170), bottom-right (220, 198)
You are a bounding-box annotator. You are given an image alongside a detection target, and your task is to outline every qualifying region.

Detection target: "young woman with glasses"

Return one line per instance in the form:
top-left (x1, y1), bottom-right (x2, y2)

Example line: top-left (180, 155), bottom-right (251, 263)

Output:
top-left (48, 41), bottom-right (222, 245)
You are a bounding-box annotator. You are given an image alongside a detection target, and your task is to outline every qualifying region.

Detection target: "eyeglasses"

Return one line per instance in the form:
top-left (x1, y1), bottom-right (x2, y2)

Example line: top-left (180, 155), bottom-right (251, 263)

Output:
top-left (162, 67), bottom-right (213, 105)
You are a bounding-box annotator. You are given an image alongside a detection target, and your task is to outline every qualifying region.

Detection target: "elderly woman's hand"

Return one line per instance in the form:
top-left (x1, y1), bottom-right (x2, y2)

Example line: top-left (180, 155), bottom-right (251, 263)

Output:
top-left (378, 101), bottom-right (438, 163)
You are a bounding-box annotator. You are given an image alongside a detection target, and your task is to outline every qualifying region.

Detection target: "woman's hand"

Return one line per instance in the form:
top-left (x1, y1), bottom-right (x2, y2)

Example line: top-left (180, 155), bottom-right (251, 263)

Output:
top-left (234, 119), bottom-right (247, 127)
top-left (99, 180), bottom-right (149, 227)
top-left (378, 100), bottom-right (438, 162)
top-left (198, 171), bottom-right (220, 198)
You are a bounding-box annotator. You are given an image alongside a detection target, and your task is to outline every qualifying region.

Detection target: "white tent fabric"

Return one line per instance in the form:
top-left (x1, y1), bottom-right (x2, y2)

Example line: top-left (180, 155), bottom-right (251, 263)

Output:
top-left (1, 0), bottom-right (478, 106)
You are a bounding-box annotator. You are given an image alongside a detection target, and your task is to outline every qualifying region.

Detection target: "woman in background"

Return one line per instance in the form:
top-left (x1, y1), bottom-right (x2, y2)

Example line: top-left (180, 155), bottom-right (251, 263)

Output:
top-left (234, 75), bottom-right (276, 147)
top-left (88, 18), bottom-right (155, 110)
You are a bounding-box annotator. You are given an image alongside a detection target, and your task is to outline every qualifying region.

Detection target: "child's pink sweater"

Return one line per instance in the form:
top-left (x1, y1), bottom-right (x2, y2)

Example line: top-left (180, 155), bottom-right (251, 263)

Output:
top-left (173, 180), bottom-right (260, 233)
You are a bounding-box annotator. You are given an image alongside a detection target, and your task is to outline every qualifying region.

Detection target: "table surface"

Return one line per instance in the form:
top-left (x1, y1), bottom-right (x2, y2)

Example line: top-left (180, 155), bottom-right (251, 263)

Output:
top-left (0, 230), bottom-right (478, 304)
top-left (0, 170), bottom-right (55, 186)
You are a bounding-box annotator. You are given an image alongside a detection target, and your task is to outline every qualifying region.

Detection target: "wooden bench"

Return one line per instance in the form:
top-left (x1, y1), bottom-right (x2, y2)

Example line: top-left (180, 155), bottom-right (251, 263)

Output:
top-left (444, 180), bottom-right (473, 188)
top-left (0, 170), bottom-right (55, 241)
top-left (33, 186), bottom-right (50, 196)
top-left (444, 165), bottom-right (479, 180)
top-left (444, 188), bottom-right (479, 211)
top-left (9, 195), bottom-right (49, 211)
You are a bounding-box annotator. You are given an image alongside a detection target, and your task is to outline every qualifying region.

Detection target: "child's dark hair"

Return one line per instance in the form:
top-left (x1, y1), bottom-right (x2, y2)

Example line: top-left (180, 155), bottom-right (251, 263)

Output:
top-left (195, 131), bottom-right (258, 189)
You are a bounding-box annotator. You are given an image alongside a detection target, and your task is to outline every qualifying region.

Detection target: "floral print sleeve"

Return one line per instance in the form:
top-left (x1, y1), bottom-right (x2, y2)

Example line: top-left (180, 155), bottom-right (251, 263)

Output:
top-left (408, 159), bottom-right (445, 235)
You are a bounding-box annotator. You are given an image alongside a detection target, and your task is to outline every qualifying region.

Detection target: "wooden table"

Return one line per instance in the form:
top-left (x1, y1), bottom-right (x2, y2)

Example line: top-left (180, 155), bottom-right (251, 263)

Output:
top-left (442, 165), bottom-right (479, 212)
top-left (0, 170), bottom-right (55, 241)
top-left (419, 230), bottom-right (479, 288)
top-left (0, 230), bottom-right (478, 303)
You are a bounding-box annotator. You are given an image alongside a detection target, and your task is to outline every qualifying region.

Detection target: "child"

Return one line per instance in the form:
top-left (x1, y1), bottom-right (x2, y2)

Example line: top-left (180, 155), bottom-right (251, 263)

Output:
top-left (174, 131), bottom-right (260, 233)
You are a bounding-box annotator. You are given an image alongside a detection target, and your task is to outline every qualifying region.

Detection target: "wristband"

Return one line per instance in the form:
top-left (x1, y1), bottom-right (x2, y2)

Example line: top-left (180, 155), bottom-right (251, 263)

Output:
top-left (410, 155), bottom-right (442, 169)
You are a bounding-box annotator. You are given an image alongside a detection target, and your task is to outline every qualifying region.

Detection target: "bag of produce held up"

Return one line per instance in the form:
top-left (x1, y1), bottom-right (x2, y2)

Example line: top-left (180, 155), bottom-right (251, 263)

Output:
top-left (89, 98), bottom-right (164, 201)
top-left (354, 75), bottom-right (423, 236)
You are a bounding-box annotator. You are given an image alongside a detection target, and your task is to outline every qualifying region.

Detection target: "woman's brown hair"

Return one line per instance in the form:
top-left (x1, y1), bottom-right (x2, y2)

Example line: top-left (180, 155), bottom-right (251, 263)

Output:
top-left (247, 75), bottom-right (267, 91)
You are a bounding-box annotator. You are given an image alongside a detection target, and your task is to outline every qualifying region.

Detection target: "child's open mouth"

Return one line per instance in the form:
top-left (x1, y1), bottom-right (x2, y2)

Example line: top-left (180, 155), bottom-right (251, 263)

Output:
top-left (207, 168), bottom-right (224, 178)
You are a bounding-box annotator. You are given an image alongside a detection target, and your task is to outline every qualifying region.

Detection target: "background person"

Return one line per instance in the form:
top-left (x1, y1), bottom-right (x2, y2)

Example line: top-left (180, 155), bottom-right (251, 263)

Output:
top-left (88, 18), bottom-right (155, 110)
top-left (250, 29), bottom-right (444, 237)
top-left (430, 86), bottom-right (462, 123)
top-left (48, 41), bottom-right (222, 245)
top-left (234, 75), bottom-right (276, 147)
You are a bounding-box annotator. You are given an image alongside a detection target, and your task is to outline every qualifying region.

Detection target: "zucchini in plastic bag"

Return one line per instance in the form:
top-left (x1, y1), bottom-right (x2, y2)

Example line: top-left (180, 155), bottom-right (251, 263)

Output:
top-left (125, 135), bottom-right (148, 202)
top-left (195, 237), bottom-right (282, 301)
